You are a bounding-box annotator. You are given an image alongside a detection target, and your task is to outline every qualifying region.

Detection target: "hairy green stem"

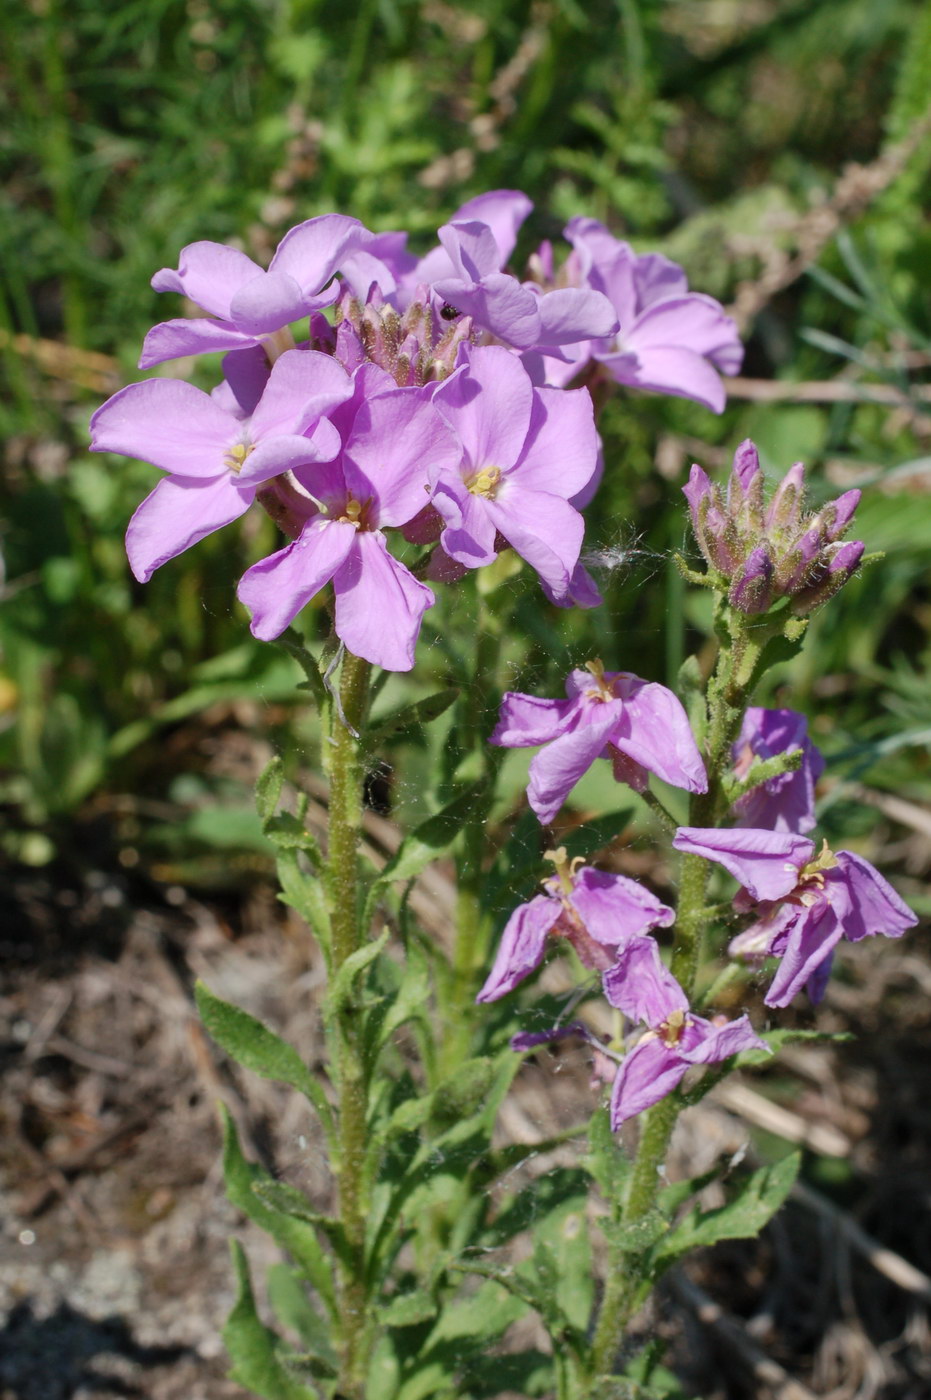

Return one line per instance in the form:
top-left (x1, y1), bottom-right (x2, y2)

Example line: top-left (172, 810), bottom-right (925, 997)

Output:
top-left (326, 649), bottom-right (372, 1399)
top-left (586, 611), bottom-right (772, 1386)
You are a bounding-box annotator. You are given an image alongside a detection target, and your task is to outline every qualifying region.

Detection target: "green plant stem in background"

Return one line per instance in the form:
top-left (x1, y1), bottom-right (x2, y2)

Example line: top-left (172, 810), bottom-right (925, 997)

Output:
top-left (586, 609), bottom-right (777, 1384)
top-left (324, 649), bottom-right (373, 1400)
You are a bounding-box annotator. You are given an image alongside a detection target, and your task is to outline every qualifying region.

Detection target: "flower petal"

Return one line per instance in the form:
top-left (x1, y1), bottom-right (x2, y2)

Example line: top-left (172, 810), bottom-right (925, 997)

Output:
top-left (489, 691), bottom-right (578, 748)
top-left (603, 935), bottom-right (688, 1025)
top-left (673, 827), bottom-right (814, 902)
top-left (614, 681), bottom-right (708, 794)
top-left (476, 894), bottom-right (559, 1002)
top-left (90, 379), bottom-right (234, 478)
top-left (610, 1037), bottom-right (689, 1128)
top-left (764, 903), bottom-right (844, 1008)
top-left (570, 868), bottom-right (674, 949)
top-left (527, 707), bottom-right (619, 824)
top-left (138, 317), bottom-right (257, 369)
top-left (333, 531), bottom-right (434, 671)
top-left (151, 241), bottom-right (260, 317)
top-left (832, 852), bottom-right (917, 941)
top-left (126, 474), bottom-right (251, 582)
top-left (237, 519), bottom-right (356, 640)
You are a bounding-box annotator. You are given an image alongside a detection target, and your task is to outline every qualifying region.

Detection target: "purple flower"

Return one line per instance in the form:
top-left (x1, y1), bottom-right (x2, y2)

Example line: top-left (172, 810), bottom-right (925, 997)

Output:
top-left (731, 708), bottom-right (825, 834)
top-left (684, 441), bottom-right (864, 614)
top-left (430, 345), bottom-right (600, 601)
top-left (140, 216), bottom-right (371, 368)
top-left (477, 848), bottom-right (674, 1002)
top-left (602, 938), bottom-right (767, 1126)
top-left (236, 373), bottom-right (460, 671)
top-left (674, 827), bottom-right (918, 1006)
top-left (491, 660), bottom-right (707, 825)
top-left (89, 349), bottom-right (353, 582)
top-left (531, 219), bottom-right (742, 412)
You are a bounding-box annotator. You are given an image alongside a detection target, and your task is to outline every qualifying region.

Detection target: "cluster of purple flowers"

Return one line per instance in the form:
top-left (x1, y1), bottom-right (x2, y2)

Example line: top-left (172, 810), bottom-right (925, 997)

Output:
top-left (486, 667), bottom-right (916, 1126)
top-left (90, 192), bottom-right (742, 671)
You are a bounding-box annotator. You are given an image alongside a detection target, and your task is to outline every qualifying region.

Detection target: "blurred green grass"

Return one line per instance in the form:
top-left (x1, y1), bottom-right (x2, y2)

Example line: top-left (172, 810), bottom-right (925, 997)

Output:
top-left (1, 0), bottom-right (929, 882)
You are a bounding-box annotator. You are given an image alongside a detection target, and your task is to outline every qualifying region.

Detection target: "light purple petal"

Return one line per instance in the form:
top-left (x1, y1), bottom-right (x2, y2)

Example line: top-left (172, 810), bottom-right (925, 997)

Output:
top-left (235, 432), bottom-right (341, 486)
top-left (126, 474), bottom-right (251, 582)
top-left (764, 903), bottom-right (844, 1008)
top-left (448, 190), bottom-right (533, 264)
top-left (527, 708), bottom-right (620, 824)
top-left (672, 827), bottom-right (814, 902)
top-left (569, 868), bottom-right (675, 949)
top-left (536, 287), bottom-right (619, 344)
top-left (511, 385), bottom-right (600, 500)
top-left (602, 936), bottom-right (688, 1025)
top-left (511, 1021), bottom-right (589, 1051)
top-left (476, 894), bottom-right (559, 1002)
top-left (832, 852), bottom-right (917, 942)
top-left (332, 531), bottom-right (434, 672)
top-left (627, 295), bottom-right (741, 359)
top-left (90, 379), bottom-right (234, 478)
top-left (437, 221), bottom-right (502, 281)
top-left (228, 270), bottom-right (313, 336)
top-left (343, 392), bottom-right (459, 527)
top-left (680, 1014), bottom-right (768, 1064)
top-left (238, 519), bottom-right (356, 640)
top-left (138, 317), bottom-right (258, 369)
top-left (489, 691), bottom-right (578, 748)
top-left (602, 345), bottom-right (727, 414)
top-left (248, 349), bottom-right (353, 441)
top-left (487, 488), bottom-right (583, 595)
top-left (433, 271), bottom-right (542, 349)
top-left (222, 346), bottom-right (271, 416)
top-left (610, 1037), bottom-right (689, 1127)
top-left (269, 214), bottom-right (367, 291)
top-left (432, 476), bottom-right (499, 568)
top-left (151, 241), bottom-right (260, 316)
top-left (541, 561), bottom-right (603, 610)
top-left (613, 681), bottom-right (708, 794)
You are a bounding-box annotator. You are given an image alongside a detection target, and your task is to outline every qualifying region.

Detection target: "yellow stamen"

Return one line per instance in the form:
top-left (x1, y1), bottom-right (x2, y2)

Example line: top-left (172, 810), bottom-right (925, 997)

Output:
top-left (800, 838), bottom-right (838, 882)
top-left (660, 1008), bottom-right (687, 1046)
top-left (224, 442), bottom-right (254, 473)
top-left (337, 497), bottom-right (366, 527)
top-left (543, 846), bottom-right (575, 896)
top-left (584, 657), bottom-right (614, 702)
top-left (466, 465), bottom-right (502, 498)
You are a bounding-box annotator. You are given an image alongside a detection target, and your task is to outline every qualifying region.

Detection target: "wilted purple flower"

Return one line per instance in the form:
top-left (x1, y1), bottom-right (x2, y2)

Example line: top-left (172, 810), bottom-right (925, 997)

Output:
top-left (527, 218), bottom-right (742, 413)
top-left (674, 827), bottom-right (917, 1006)
top-left (684, 441), bottom-right (864, 615)
top-left (236, 373), bottom-right (460, 670)
top-left (603, 938), bottom-right (767, 1126)
top-left (477, 848), bottom-right (674, 1002)
top-left (430, 345), bottom-right (600, 601)
top-left (491, 660), bottom-right (707, 825)
top-left (140, 216), bottom-right (373, 368)
top-left (732, 708), bottom-right (825, 834)
top-left (89, 350), bottom-right (353, 581)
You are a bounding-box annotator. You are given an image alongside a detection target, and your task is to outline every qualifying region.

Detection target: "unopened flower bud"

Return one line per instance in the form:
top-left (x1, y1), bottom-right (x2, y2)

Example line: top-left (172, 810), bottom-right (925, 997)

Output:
top-left (790, 540), bottom-right (864, 613)
top-left (729, 545), bottom-right (776, 613)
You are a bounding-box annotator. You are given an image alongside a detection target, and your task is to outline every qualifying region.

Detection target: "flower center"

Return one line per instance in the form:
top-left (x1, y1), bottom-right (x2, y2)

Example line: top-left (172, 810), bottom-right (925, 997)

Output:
top-left (466, 465), bottom-right (502, 498)
top-left (584, 657), bottom-right (615, 702)
top-left (659, 1009), bottom-right (687, 1046)
top-left (794, 838), bottom-right (838, 904)
top-left (337, 496), bottom-right (370, 528)
top-left (224, 441), bottom-right (254, 473)
top-left (543, 845), bottom-right (584, 897)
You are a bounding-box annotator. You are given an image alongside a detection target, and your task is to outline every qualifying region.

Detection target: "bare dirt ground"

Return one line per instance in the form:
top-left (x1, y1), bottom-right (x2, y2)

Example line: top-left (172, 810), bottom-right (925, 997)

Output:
top-left (2, 800), bottom-right (930, 1400)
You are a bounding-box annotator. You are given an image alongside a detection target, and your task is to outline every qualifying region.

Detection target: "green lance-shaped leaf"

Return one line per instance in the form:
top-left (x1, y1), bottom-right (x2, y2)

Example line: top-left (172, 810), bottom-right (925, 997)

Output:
top-left (379, 1288), bottom-right (438, 1328)
top-left (221, 1107), bottom-right (337, 1316)
top-left (224, 1240), bottom-right (320, 1400)
top-left (265, 1263), bottom-right (338, 1374)
top-left (365, 686), bottom-right (460, 747)
top-left (276, 849), bottom-right (331, 947)
top-left (196, 982), bottom-right (335, 1141)
top-left (650, 1152), bottom-right (800, 1269)
top-left (252, 1179), bottom-right (352, 1272)
top-left (275, 628), bottom-right (328, 710)
top-left (256, 756), bottom-right (285, 824)
top-left (366, 781), bottom-right (487, 910)
top-left (325, 928), bottom-right (390, 1018)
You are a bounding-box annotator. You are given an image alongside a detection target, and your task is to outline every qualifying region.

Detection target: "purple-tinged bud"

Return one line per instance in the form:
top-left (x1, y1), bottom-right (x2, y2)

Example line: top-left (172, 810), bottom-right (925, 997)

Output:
top-left (731, 439), bottom-right (761, 494)
top-left (764, 461), bottom-right (805, 531)
top-left (683, 463), bottom-right (712, 522)
top-left (683, 466), bottom-right (742, 572)
top-left (790, 540), bottom-right (865, 613)
top-left (727, 439), bottom-right (765, 534)
top-left (823, 488), bottom-right (861, 541)
top-left (729, 545), bottom-right (775, 614)
top-left (779, 524), bottom-right (822, 593)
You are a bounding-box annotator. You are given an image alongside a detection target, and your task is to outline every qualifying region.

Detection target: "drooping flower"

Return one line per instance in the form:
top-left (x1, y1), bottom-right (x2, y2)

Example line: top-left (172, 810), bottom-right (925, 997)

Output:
top-left (429, 345), bottom-right (601, 602)
top-left (139, 215), bottom-right (374, 368)
top-left (89, 349), bottom-right (353, 581)
top-left (477, 847), bottom-right (674, 1002)
top-left (673, 827), bottom-right (918, 1006)
top-left (525, 218), bottom-right (743, 412)
top-left (602, 938), bottom-right (767, 1126)
top-left (491, 660), bottom-right (707, 825)
top-left (236, 370), bottom-right (461, 671)
top-left (683, 440), bottom-right (864, 615)
top-left (731, 707), bottom-right (825, 834)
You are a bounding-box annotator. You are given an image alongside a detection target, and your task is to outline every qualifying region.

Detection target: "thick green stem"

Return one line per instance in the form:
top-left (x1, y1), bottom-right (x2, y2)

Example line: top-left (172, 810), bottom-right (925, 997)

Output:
top-left (326, 649), bottom-right (372, 1400)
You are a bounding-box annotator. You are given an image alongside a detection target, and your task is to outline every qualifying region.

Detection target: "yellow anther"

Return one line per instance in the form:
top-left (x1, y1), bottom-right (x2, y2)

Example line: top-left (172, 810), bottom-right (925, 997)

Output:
top-left (224, 442), bottom-right (254, 473)
top-left (543, 846), bottom-right (577, 896)
top-left (337, 497), bottom-right (367, 527)
top-left (660, 1008), bottom-right (687, 1046)
top-left (466, 465), bottom-right (502, 498)
top-left (800, 838), bottom-right (838, 882)
top-left (584, 657), bottom-right (614, 702)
